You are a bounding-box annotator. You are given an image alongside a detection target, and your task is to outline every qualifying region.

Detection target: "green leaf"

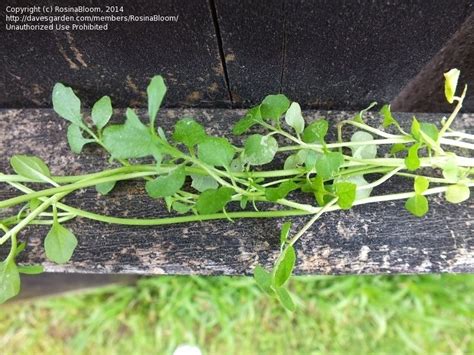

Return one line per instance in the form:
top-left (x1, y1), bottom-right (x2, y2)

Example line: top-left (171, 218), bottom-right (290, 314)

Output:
top-left (345, 175), bottom-right (372, 200)
top-left (67, 124), bottom-right (94, 154)
top-left (315, 151), bottom-right (344, 180)
top-left (445, 184), bottom-right (470, 204)
top-left (195, 187), bottom-right (234, 214)
top-left (405, 195), bottom-right (429, 217)
top-left (442, 158), bottom-right (459, 182)
top-left (390, 143), bottom-right (407, 156)
top-left (405, 143), bottom-right (420, 171)
top-left (15, 242), bottom-right (26, 257)
top-left (103, 108), bottom-right (157, 159)
top-left (335, 182), bottom-right (357, 209)
top-left (285, 102), bottom-right (305, 134)
top-left (171, 201), bottom-right (192, 214)
top-left (52, 83), bottom-right (82, 126)
top-left (444, 68), bottom-right (460, 104)
top-left (284, 154), bottom-right (299, 169)
top-left (233, 106), bottom-right (262, 135)
top-left (280, 222), bottom-right (292, 245)
top-left (265, 180), bottom-right (299, 202)
top-left (304, 150), bottom-right (320, 169)
top-left (350, 131), bottom-right (377, 159)
top-left (0, 260), bottom-right (20, 304)
top-left (198, 137), bottom-right (235, 167)
top-left (145, 167), bottom-right (186, 198)
top-left (420, 122), bottom-right (439, 142)
top-left (10, 155), bottom-right (51, 183)
top-left (274, 246), bottom-right (296, 287)
top-left (276, 287), bottom-right (295, 312)
top-left (380, 104), bottom-right (398, 128)
top-left (29, 198), bottom-right (41, 211)
top-left (311, 175), bottom-right (329, 206)
top-left (353, 102), bottom-right (377, 123)
top-left (260, 94), bottom-right (290, 121)
top-left (91, 96), bottom-right (113, 130)
top-left (414, 176), bottom-right (429, 195)
top-left (243, 134), bottom-right (278, 166)
top-left (147, 75), bottom-right (167, 127)
top-left (302, 119), bottom-right (328, 144)
top-left (190, 174), bottom-right (219, 192)
top-left (411, 117), bottom-right (421, 141)
top-left (230, 157), bottom-right (245, 172)
top-left (240, 195), bottom-right (248, 209)
top-left (95, 181), bottom-right (116, 195)
top-left (253, 265), bottom-right (273, 294)
top-left (44, 222), bottom-right (78, 264)
top-left (172, 118), bottom-right (208, 148)
top-left (18, 264), bottom-right (44, 275)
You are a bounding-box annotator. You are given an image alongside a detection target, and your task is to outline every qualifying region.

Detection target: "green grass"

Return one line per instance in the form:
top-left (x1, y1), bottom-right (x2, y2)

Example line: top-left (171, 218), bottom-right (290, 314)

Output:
top-left (1, 274), bottom-right (473, 354)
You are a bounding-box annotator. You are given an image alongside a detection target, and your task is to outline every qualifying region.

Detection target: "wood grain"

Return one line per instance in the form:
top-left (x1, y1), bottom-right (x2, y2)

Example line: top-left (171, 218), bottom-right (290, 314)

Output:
top-left (0, 108), bottom-right (473, 275)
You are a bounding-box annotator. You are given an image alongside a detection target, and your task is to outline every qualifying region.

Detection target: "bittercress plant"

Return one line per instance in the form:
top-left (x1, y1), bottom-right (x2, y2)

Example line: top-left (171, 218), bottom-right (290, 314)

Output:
top-left (0, 69), bottom-right (473, 310)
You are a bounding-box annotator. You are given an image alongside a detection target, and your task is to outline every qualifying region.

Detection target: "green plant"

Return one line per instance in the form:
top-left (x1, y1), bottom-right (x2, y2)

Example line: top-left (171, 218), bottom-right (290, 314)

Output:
top-left (0, 69), bottom-right (472, 308)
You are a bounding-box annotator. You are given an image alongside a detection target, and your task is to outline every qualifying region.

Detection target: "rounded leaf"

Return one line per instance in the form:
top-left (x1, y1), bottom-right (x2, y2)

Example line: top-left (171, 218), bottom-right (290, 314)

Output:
top-left (445, 184), bottom-right (470, 204)
top-left (285, 102), bottom-right (305, 134)
top-left (405, 195), bottom-right (429, 217)
top-left (44, 223), bottom-right (78, 264)
top-left (243, 134), bottom-right (278, 166)
top-left (260, 94), bottom-right (290, 120)
top-left (350, 131), bottom-right (377, 159)
top-left (172, 118), bottom-right (207, 147)
top-left (198, 137), bottom-right (235, 167)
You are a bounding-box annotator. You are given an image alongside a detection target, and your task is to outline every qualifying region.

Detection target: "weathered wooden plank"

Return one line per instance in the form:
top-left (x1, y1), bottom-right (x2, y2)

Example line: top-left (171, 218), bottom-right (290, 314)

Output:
top-left (13, 273), bottom-right (138, 301)
top-left (217, 0), bottom-right (471, 110)
top-left (215, 0), bottom-right (285, 106)
top-left (283, 0), bottom-right (472, 110)
top-left (0, 0), bottom-right (230, 108)
top-left (0, 108), bottom-right (473, 275)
